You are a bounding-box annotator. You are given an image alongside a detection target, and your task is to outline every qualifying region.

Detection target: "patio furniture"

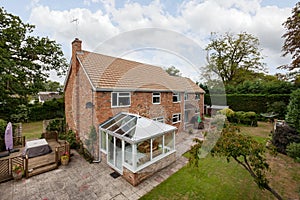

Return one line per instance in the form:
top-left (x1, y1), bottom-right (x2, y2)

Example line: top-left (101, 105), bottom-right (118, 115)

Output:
top-left (22, 139), bottom-right (52, 158)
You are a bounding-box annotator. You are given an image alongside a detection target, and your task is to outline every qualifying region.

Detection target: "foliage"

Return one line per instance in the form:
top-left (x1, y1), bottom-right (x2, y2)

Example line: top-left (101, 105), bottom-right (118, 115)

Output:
top-left (165, 66), bottom-right (181, 76)
top-left (281, 2), bottom-right (300, 74)
top-left (272, 123), bottom-right (300, 154)
top-left (286, 142), bottom-right (300, 162)
top-left (42, 80), bottom-right (63, 93)
top-left (285, 89), bottom-right (300, 132)
top-left (12, 164), bottom-right (23, 174)
top-left (267, 101), bottom-right (287, 119)
top-left (10, 104), bottom-right (30, 122)
top-left (0, 119), bottom-right (7, 151)
top-left (0, 8), bottom-right (67, 120)
top-left (205, 32), bottom-right (265, 85)
top-left (46, 118), bottom-right (65, 133)
top-left (213, 125), bottom-right (282, 199)
top-left (59, 129), bottom-right (78, 149)
top-left (60, 151), bottom-right (69, 161)
top-left (85, 126), bottom-right (97, 156)
top-left (29, 97), bottom-right (64, 121)
top-left (225, 79), bottom-right (297, 94)
top-left (205, 94), bottom-right (290, 114)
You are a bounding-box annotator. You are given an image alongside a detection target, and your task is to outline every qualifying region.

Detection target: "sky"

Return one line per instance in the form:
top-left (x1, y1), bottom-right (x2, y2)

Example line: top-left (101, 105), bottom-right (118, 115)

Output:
top-left (1, 0), bottom-right (298, 83)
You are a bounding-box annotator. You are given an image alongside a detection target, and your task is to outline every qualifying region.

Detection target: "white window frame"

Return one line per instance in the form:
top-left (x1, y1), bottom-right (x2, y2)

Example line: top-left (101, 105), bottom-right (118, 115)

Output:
top-left (152, 92), bottom-right (161, 104)
top-left (195, 93), bottom-right (200, 100)
top-left (153, 116), bottom-right (164, 123)
top-left (173, 93), bottom-right (181, 103)
top-left (184, 93), bottom-right (188, 101)
top-left (172, 113), bottom-right (181, 124)
top-left (111, 92), bottom-right (131, 107)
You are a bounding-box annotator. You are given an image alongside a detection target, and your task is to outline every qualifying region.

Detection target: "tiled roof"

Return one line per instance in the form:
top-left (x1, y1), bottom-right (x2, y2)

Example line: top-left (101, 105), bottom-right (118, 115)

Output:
top-left (77, 51), bottom-right (204, 93)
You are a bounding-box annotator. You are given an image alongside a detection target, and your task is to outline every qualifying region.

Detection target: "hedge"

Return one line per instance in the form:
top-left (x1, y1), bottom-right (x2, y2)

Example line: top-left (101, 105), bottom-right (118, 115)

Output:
top-left (205, 94), bottom-right (290, 114)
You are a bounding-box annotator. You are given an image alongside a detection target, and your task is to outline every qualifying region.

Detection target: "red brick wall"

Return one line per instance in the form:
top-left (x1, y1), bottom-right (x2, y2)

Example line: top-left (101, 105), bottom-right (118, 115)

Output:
top-left (93, 91), bottom-right (186, 130)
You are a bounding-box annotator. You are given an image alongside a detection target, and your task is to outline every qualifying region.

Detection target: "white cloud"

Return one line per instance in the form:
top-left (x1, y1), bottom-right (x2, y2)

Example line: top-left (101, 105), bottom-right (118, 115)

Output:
top-left (27, 0), bottom-right (294, 82)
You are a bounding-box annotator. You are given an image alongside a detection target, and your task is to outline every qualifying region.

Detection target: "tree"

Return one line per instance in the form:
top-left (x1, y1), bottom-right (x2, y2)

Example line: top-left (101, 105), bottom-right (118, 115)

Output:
top-left (285, 89), bottom-right (300, 132)
top-left (205, 32), bottom-right (265, 85)
top-left (43, 80), bottom-right (63, 93)
top-left (189, 125), bottom-right (283, 200)
top-left (165, 66), bottom-right (181, 76)
top-left (281, 2), bottom-right (300, 73)
top-left (0, 7), bottom-right (67, 120)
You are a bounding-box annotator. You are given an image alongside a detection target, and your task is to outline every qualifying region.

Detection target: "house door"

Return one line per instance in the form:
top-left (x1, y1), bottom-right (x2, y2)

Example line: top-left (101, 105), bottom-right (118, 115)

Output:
top-left (107, 135), bottom-right (123, 173)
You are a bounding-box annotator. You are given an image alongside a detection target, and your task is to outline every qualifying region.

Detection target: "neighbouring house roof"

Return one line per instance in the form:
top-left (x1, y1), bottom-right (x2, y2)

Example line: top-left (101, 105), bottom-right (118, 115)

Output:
top-left (100, 112), bottom-right (177, 143)
top-left (75, 50), bottom-right (205, 93)
top-left (38, 92), bottom-right (62, 103)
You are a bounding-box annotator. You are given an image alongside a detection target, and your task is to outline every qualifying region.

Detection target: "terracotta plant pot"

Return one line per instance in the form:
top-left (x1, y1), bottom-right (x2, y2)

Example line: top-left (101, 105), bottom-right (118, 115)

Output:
top-left (12, 171), bottom-right (23, 180)
top-left (61, 157), bottom-right (69, 166)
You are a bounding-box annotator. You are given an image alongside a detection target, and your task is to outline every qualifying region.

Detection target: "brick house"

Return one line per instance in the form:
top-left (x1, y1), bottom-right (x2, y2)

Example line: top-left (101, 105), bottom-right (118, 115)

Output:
top-left (64, 38), bottom-right (205, 180)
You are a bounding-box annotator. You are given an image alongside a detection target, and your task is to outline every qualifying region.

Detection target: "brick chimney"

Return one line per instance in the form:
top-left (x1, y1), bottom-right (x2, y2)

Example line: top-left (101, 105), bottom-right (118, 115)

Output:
top-left (71, 38), bottom-right (82, 73)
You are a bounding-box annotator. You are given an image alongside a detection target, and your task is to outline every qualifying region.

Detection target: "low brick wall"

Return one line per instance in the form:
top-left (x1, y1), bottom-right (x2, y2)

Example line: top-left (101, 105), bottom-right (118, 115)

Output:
top-left (123, 152), bottom-right (176, 186)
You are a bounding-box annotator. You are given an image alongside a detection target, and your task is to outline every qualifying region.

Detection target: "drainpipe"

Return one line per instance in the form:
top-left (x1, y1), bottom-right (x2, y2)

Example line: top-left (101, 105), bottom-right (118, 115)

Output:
top-left (92, 129), bottom-right (102, 163)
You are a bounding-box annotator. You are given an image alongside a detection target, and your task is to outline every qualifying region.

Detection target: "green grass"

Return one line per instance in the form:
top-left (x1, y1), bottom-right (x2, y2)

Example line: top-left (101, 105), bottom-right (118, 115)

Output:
top-left (141, 122), bottom-right (300, 200)
top-left (22, 121), bottom-right (43, 139)
top-left (141, 155), bottom-right (272, 200)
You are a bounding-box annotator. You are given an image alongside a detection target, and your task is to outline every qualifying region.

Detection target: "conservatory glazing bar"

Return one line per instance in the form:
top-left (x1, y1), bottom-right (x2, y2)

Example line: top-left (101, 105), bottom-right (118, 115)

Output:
top-left (99, 112), bottom-right (177, 174)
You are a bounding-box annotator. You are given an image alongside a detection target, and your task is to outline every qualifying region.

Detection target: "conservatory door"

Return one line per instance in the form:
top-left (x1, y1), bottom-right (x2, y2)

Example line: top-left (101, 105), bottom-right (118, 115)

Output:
top-left (107, 135), bottom-right (123, 173)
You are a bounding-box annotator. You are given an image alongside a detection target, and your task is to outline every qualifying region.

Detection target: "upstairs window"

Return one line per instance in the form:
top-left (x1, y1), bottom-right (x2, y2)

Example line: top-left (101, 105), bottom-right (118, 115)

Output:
top-left (173, 93), bottom-right (181, 103)
top-left (184, 93), bottom-right (188, 101)
top-left (172, 113), bottom-right (181, 124)
top-left (111, 92), bottom-right (130, 107)
top-left (153, 116), bottom-right (164, 123)
top-left (195, 93), bottom-right (200, 100)
top-left (152, 92), bottom-right (161, 104)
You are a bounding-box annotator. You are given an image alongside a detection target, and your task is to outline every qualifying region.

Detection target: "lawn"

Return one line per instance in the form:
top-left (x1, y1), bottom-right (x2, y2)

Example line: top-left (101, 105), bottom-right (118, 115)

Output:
top-left (22, 121), bottom-right (43, 140)
top-left (141, 122), bottom-right (300, 200)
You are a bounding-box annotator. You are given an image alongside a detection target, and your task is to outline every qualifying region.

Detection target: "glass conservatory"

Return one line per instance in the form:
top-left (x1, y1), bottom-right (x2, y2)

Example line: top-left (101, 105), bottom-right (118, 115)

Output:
top-left (99, 112), bottom-right (177, 175)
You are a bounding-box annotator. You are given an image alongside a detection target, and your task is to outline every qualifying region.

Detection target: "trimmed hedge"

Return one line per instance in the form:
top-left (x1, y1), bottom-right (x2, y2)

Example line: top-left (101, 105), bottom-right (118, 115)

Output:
top-left (205, 94), bottom-right (290, 114)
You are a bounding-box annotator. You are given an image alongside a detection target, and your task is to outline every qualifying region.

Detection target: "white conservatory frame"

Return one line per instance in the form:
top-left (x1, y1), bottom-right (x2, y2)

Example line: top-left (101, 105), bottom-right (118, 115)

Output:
top-left (99, 112), bottom-right (177, 174)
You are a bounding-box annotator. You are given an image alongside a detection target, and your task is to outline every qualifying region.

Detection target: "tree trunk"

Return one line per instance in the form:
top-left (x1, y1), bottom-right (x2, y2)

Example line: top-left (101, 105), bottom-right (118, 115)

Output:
top-left (265, 184), bottom-right (283, 200)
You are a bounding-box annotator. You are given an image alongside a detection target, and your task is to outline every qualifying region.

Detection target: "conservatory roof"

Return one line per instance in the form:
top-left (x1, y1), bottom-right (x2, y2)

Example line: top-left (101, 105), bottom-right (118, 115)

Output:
top-left (99, 112), bottom-right (177, 142)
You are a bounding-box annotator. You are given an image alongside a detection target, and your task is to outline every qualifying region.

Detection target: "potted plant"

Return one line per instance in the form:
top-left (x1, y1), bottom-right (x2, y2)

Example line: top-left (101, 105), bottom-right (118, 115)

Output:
top-left (61, 151), bottom-right (69, 166)
top-left (12, 164), bottom-right (23, 180)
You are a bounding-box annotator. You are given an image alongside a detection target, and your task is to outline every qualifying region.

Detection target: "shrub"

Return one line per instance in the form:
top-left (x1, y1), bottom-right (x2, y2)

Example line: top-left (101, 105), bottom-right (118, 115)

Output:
top-left (272, 123), bottom-right (300, 154)
top-left (286, 142), bottom-right (300, 162)
top-left (0, 119), bottom-right (7, 151)
top-left (231, 111), bottom-right (258, 126)
top-left (59, 130), bottom-right (78, 149)
top-left (218, 108), bottom-right (235, 121)
top-left (285, 89), bottom-right (300, 133)
top-left (266, 101), bottom-right (287, 119)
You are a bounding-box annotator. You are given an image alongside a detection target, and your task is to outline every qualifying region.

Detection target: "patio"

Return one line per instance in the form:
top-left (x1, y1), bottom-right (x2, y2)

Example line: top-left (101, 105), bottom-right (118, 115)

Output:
top-left (0, 134), bottom-right (70, 182)
top-left (0, 127), bottom-right (205, 200)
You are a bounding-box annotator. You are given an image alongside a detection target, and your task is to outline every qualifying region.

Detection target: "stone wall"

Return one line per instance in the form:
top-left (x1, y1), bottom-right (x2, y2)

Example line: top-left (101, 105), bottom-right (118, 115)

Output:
top-left (122, 152), bottom-right (176, 186)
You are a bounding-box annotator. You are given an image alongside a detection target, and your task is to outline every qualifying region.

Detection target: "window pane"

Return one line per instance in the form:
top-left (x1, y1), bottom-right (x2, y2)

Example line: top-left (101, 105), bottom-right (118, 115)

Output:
top-left (124, 142), bottom-right (132, 166)
top-left (153, 96), bottom-right (160, 103)
top-left (119, 97), bottom-right (130, 106)
top-left (152, 136), bottom-right (163, 159)
top-left (101, 131), bottom-right (107, 151)
top-left (112, 93), bottom-right (118, 106)
top-left (164, 132), bottom-right (174, 153)
top-left (137, 140), bottom-right (151, 167)
top-left (119, 92), bottom-right (130, 96)
top-left (173, 95), bottom-right (178, 102)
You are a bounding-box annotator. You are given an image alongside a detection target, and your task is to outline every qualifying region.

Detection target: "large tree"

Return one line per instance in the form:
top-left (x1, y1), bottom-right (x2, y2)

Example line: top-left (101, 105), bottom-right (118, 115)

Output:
top-left (205, 32), bottom-right (265, 85)
top-left (0, 7), bottom-right (67, 120)
top-left (165, 66), bottom-right (181, 76)
top-left (189, 125), bottom-right (283, 200)
top-left (281, 2), bottom-right (300, 73)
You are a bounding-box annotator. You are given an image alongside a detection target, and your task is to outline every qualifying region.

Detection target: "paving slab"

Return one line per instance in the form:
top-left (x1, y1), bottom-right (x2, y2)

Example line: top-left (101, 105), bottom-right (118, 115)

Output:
top-left (0, 127), bottom-right (205, 200)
